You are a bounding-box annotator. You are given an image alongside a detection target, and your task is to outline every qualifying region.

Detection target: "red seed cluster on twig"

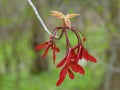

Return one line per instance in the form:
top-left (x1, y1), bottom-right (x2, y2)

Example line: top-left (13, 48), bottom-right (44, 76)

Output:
top-left (35, 11), bottom-right (97, 86)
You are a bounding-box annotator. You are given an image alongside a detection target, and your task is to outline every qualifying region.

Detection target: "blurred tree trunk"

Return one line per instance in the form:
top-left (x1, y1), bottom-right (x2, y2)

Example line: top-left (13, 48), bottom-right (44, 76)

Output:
top-left (0, 0), bottom-right (10, 74)
top-left (99, 41), bottom-right (120, 90)
top-left (99, 0), bottom-right (120, 90)
top-left (2, 42), bottom-right (9, 73)
top-left (13, 35), bottom-right (20, 90)
top-left (110, 42), bottom-right (120, 90)
top-left (1, 42), bottom-right (10, 74)
top-left (31, 0), bottom-right (49, 74)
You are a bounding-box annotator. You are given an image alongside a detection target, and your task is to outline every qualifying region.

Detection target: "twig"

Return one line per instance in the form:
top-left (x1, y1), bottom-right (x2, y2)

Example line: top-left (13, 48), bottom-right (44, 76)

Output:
top-left (111, 66), bottom-right (120, 73)
top-left (27, 0), bottom-right (51, 35)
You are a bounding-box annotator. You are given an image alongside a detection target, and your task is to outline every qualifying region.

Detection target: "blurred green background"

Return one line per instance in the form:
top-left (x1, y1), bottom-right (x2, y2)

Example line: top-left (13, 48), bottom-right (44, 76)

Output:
top-left (0, 0), bottom-right (120, 90)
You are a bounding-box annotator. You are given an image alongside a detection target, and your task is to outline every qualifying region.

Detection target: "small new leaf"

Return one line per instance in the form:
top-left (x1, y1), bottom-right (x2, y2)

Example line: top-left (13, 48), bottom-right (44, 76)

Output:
top-left (66, 14), bottom-right (80, 19)
top-left (50, 11), bottom-right (80, 28)
top-left (50, 11), bottom-right (65, 19)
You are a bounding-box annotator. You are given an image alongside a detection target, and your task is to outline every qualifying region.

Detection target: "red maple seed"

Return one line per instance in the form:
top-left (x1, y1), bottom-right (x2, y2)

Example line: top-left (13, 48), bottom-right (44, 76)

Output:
top-left (35, 11), bottom-right (97, 87)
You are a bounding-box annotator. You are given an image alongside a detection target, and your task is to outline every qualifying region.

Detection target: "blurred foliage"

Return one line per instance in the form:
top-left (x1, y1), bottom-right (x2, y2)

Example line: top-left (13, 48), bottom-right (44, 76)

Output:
top-left (0, 0), bottom-right (120, 90)
top-left (0, 67), bottom-right (104, 90)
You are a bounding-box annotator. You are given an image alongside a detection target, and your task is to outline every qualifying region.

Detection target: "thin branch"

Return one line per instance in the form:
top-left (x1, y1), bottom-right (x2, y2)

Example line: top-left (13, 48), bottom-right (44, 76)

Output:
top-left (111, 66), bottom-right (120, 73)
top-left (27, 0), bottom-right (51, 35)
